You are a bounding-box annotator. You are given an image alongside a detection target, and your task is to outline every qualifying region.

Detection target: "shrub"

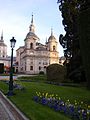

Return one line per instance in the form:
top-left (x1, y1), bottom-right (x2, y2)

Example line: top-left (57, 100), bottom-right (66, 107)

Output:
top-left (46, 64), bottom-right (66, 83)
top-left (0, 63), bottom-right (4, 73)
top-left (39, 71), bottom-right (44, 75)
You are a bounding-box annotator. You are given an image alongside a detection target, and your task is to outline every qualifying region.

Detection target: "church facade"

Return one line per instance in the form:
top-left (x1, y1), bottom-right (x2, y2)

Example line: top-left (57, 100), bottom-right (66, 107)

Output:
top-left (16, 15), bottom-right (59, 74)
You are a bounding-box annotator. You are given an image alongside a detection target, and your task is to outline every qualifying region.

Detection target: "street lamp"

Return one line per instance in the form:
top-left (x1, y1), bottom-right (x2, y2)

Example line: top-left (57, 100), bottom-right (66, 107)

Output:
top-left (7, 37), bottom-right (16, 96)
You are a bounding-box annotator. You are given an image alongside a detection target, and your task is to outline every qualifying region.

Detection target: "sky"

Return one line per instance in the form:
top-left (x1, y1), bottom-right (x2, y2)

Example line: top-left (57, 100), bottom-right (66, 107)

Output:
top-left (0, 0), bottom-right (65, 57)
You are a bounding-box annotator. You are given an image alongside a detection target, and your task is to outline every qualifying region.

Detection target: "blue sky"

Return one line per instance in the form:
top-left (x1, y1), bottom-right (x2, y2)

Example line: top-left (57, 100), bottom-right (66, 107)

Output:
top-left (0, 0), bottom-right (65, 56)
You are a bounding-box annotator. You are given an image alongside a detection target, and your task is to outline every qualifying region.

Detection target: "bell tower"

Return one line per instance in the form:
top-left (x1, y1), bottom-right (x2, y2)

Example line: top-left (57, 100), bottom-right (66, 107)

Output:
top-left (24, 14), bottom-right (39, 50)
top-left (0, 31), bottom-right (7, 58)
top-left (47, 28), bottom-right (59, 64)
top-left (48, 28), bottom-right (58, 52)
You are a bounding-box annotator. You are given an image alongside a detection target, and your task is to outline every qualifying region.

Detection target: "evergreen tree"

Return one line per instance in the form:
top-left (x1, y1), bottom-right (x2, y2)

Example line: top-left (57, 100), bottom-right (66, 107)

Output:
top-left (57, 0), bottom-right (86, 83)
top-left (78, 0), bottom-right (90, 89)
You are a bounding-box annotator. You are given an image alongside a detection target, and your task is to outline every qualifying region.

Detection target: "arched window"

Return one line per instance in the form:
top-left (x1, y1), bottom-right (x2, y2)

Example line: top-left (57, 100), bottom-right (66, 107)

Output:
top-left (30, 43), bottom-right (33, 49)
top-left (53, 46), bottom-right (56, 51)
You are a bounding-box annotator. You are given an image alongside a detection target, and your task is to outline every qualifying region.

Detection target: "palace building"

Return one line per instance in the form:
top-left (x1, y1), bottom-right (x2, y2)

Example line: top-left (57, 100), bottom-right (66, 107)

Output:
top-left (16, 15), bottom-right (59, 74)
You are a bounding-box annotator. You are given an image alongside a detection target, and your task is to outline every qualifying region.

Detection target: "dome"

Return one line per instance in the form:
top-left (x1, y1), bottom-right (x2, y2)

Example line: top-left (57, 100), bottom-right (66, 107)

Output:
top-left (48, 35), bottom-right (56, 41)
top-left (25, 14), bottom-right (39, 40)
top-left (25, 31), bottom-right (39, 40)
top-left (0, 42), bottom-right (7, 46)
top-left (48, 28), bottom-right (56, 42)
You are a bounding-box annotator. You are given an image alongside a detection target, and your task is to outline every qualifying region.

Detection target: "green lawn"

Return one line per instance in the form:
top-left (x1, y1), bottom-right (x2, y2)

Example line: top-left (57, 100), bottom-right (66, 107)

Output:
top-left (0, 77), bottom-right (90, 120)
top-left (17, 75), bottom-right (47, 81)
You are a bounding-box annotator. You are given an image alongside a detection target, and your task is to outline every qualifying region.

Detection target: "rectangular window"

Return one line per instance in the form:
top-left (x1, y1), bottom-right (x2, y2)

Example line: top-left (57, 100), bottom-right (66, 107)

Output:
top-left (30, 66), bottom-right (33, 70)
top-left (39, 66), bottom-right (41, 70)
top-left (31, 62), bottom-right (33, 64)
top-left (39, 62), bottom-right (41, 64)
top-left (25, 65), bottom-right (26, 71)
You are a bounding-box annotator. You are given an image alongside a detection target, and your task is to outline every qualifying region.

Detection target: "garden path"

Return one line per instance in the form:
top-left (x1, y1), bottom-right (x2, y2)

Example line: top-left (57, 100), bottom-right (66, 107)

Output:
top-left (0, 91), bottom-right (29, 120)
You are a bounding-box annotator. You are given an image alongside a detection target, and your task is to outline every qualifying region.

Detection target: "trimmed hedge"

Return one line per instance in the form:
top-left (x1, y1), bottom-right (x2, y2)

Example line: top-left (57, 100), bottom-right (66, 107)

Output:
top-left (46, 64), bottom-right (66, 83)
top-left (39, 71), bottom-right (44, 75)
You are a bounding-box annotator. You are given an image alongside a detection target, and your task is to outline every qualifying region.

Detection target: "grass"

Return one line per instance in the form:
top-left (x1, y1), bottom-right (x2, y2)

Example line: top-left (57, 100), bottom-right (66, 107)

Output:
top-left (0, 75), bottom-right (90, 120)
top-left (0, 73), bottom-right (17, 76)
top-left (17, 75), bottom-right (47, 82)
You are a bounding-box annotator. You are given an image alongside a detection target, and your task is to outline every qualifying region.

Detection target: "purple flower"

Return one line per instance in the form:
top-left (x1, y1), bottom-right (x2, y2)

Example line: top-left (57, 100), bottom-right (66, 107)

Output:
top-left (41, 98), bottom-right (48, 105)
top-left (33, 96), bottom-right (39, 102)
top-left (33, 92), bottom-right (89, 120)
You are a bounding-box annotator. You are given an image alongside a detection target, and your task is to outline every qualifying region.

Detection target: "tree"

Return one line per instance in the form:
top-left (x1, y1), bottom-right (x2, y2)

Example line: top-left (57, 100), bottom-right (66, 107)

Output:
top-left (58, 0), bottom-right (90, 89)
top-left (57, 0), bottom-right (86, 83)
top-left (78, 0), bottom-right (90, 89)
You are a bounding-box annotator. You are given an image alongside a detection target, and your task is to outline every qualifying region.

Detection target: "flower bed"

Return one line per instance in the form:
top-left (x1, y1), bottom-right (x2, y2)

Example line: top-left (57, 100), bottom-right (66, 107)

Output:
top-left (33, 92), bottom-right (90, 120)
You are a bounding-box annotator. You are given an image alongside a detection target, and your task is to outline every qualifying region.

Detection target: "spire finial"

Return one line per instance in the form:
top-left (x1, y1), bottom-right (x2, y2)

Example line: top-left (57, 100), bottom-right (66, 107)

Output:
top-left (45, 37), bottom-right (47, 43)
top-left (51, 27), bottom-right (53, 36)
top-left (29, 13), bottom-right (35, 33)
top-left (31, 12), bottom-right (33, 24)
top-left (1, 30), bottom-right (3, 41)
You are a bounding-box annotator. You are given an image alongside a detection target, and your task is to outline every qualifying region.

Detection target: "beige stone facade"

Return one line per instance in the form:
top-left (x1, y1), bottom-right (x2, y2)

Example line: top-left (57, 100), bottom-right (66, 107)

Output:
top-left (0, 32), bottom-right (7, 58)
top-left (0, 32), bottom-right (16, 73)
top-left (16, 15), bottom-right (59, 74)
